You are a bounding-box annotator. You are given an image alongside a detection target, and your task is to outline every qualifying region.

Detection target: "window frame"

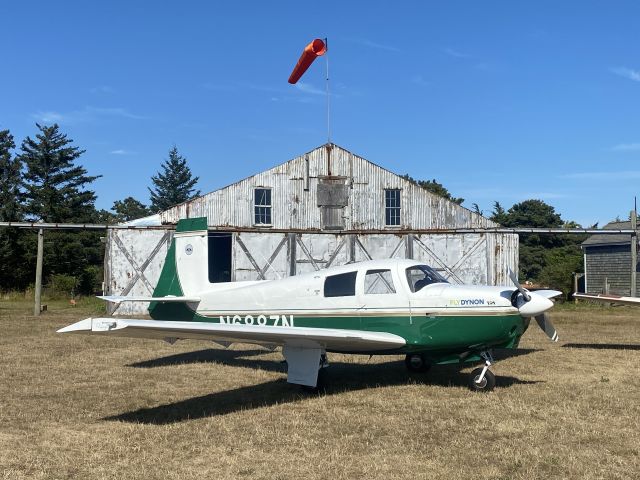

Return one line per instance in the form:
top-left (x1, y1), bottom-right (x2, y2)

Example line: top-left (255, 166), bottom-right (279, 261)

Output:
top-left (384, 188), bottom-right (401, 227)
top-left (254, 187), bottom-right (272, 226)
top-left (323, 271), bottom-right (358, 298)
top-left (363, 269), bottom-right (397, 295)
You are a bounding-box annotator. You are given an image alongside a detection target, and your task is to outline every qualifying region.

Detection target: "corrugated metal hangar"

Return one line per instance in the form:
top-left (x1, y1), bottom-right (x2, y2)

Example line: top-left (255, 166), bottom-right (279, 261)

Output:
top-left (106, 143), bottom-right (518, 314)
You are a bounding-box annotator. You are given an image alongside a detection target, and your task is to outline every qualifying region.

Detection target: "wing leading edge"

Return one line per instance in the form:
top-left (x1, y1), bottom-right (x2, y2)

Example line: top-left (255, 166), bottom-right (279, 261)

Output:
top-left (573, 293), bottom-right (640, 306)
top-left (57, 317), bottom-right (406, 353)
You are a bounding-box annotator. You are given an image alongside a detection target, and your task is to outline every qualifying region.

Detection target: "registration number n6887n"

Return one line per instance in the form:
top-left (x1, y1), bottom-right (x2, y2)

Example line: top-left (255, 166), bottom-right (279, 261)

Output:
top-left (218, 314), bottom-right (295, 327)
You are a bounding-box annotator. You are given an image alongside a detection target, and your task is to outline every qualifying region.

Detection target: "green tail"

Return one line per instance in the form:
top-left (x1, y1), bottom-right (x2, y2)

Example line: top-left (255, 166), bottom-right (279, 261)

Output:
top-left (148, 217), bottom-right (208, 321)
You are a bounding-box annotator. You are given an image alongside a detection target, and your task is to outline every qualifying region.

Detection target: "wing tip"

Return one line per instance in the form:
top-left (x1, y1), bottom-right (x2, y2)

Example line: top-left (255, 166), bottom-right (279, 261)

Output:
top-left (57, 318), bottom-right (93, 333)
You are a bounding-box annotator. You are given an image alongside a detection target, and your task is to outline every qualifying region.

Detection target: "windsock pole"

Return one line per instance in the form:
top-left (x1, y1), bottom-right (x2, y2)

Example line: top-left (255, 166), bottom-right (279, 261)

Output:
top-left (324, 37), bottom-right (330, 144)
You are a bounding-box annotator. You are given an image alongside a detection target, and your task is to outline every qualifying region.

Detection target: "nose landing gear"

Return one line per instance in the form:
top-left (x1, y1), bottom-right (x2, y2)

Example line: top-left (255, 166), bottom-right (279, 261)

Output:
top-left (468, 351), bottom-right (496, 392)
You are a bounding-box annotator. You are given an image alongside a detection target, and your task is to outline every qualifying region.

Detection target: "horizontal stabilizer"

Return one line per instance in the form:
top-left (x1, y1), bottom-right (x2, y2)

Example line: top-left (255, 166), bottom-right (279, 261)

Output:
top-left (97, 295), bottom-right (200, 304)
top-left (57, 317), bottom-right (406, 352)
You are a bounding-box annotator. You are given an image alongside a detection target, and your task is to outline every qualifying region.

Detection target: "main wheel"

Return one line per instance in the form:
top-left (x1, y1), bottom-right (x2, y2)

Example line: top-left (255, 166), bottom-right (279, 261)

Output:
top-left (405, 354), bottom-right (431, 373)
top-left (468, 367), bottom-right (496, 392)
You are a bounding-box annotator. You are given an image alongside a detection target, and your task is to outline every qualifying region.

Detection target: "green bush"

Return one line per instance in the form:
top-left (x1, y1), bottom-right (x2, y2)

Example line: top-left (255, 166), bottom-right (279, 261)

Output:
top-left (48, 274), bottom-right (77, 298)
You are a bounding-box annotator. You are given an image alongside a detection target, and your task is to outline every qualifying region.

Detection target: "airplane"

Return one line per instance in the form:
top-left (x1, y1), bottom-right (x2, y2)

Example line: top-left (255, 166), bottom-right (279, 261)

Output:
top-left (59, 217), bottom-right (562, 392)
top-left (573, 292), bottom-right (640, 306)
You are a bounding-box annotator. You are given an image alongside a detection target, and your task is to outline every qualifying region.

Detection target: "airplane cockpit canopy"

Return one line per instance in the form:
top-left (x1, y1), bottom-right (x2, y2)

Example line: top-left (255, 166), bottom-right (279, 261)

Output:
top-left (406, 265), bottom-right (449, 292)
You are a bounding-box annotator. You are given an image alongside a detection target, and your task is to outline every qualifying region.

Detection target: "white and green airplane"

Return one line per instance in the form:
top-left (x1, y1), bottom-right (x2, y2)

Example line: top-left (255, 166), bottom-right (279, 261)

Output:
top-left (59, 217), bottom-right (561, 392)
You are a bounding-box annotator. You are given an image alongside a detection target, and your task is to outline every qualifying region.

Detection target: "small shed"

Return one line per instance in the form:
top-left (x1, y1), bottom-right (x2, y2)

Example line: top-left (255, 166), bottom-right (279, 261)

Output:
top-left (581, 220), bottom-right (639, 296)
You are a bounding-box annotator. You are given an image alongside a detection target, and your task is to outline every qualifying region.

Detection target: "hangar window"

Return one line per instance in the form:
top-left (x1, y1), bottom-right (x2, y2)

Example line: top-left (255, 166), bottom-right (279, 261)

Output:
top-left (324, 271), bottom-right (357, 297)
top-left (385, 189), bottom-right (401, 226)
top-left (254, 188), bottom-right (272, 225)
top-left (364, 269), bottom-right (396, 294)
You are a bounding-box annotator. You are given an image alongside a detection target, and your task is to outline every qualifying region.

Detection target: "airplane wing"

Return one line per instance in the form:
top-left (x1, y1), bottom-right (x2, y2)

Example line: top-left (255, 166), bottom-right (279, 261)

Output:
top-left (98, 296), bottom-right (200, 304)
top-left (57, 317), bottom-right (406, 353)
top-left (573, 293), bottom-right (640, 306)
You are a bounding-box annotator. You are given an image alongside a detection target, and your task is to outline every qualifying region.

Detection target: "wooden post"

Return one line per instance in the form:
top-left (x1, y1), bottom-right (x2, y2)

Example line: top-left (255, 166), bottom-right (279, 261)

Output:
top-left (573, 273), bottom-right (578, 304)
top-left (34, 228), bottom-right (44, 316)
top-left (631, 210), bottom-right (637, 297)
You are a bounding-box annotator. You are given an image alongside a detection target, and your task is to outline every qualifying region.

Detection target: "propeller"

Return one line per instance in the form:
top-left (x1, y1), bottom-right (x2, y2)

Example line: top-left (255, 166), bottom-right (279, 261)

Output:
top-left (535, 312), bottom-right (559, 342)
top-left (508, 268), bottom-right (559, 342)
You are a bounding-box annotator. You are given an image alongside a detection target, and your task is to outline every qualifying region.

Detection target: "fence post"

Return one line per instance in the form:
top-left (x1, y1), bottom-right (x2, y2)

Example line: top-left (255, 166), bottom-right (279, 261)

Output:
top-left (34, 228), bottom-right (44, 316)
top-left (631, 210), bottom-right (637, 297)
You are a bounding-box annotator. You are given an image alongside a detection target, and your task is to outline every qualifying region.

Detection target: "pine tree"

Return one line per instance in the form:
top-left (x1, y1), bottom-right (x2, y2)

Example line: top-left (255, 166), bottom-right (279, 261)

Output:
top-left (0, 129), bottom-right (29, 290)
top-left (112, 197), bottom-right (149, 222)
top-left (20, 124), bottom-right (99, 222)
top-left (0, 130), bottom-right (22, 222)
top-left (19, 124), bottom-right (103, 294)
top-left (148, 146), bottom-right (200, 212)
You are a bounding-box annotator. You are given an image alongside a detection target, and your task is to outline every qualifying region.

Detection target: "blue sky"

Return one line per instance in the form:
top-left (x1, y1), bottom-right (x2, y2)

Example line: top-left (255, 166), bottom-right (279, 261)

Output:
top-left (1, 1), bottom-right (639, 226)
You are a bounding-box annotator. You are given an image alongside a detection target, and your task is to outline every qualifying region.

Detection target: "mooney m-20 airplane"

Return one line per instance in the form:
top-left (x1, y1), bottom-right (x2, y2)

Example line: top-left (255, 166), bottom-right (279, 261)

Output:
top-left (59, 218), bottom-right (561, 392)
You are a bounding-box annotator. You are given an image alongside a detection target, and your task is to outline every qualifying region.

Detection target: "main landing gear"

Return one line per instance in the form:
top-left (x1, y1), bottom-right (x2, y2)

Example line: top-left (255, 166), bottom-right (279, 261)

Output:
top-left (468, 351), bottom-right (496, 392)
top-left (405, 353), bottom-right (431, 373)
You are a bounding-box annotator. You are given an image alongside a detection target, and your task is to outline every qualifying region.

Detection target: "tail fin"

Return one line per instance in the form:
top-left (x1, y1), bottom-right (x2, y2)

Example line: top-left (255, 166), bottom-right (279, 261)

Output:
top-left (149, 217), bottom-right (208, 321)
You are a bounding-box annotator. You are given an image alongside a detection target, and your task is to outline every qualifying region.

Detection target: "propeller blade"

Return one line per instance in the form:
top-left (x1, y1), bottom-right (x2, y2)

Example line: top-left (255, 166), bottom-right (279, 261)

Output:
top-left (508, 268), bottom-right (531, 301)
top-left (535, 312), bottom-right (559, 342)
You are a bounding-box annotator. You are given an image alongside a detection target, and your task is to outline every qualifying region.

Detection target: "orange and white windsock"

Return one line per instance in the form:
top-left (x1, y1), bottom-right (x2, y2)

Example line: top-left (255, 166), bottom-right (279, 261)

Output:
top-left (288, 38), bottom-right (327, 84)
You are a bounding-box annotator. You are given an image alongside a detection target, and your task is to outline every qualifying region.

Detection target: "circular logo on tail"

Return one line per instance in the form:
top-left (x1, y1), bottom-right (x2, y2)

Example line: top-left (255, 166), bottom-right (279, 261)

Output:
top-left (185, 244), bottom-right (193, 255)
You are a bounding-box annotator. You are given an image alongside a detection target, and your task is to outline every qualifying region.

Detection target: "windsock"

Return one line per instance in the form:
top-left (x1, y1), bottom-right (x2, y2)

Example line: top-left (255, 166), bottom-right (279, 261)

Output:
top-left (288, 38), bottom-right (327, 84)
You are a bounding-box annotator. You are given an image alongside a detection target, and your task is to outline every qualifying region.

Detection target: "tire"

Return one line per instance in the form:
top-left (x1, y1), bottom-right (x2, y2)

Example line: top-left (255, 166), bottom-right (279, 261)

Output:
top-left (300, 367), bottom-right (327, 394)
top-left (468, 367), bottom-right (496, 392)
top-left (405, 354), bottom-right (431, 373)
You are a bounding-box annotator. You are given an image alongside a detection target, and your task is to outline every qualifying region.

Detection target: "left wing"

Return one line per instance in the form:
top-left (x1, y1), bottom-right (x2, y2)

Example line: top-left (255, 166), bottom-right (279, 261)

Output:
top-left (573, 293), bottom-right (640, 306)
top-left (57, 317), bottom-right (406, 353)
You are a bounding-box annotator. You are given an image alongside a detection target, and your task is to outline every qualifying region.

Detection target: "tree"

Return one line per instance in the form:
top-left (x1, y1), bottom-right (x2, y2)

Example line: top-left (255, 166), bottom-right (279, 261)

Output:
top-left (401, 174), bottom-right (464, 205)
top-left (20, 124), bottom-right (99, 222)
top-left (500, 199), bottom-right (562, 230)
top-left (112, 197), bottom-right (149, 222)
top-left (19, 124), bottom-right (103, 294)
top-left (0, 129), bottom-right (29, 290)
top-left (494, 199), bottom-right (585, 292)
top-left (489, 201), bottom-right (508, 225)
top-left (0, 130), bottom-right (22, 222)
top-left (148, 146), bottom-right (200, 212)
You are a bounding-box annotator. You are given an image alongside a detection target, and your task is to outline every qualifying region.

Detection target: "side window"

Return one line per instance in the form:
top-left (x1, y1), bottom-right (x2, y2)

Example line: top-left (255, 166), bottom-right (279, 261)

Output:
top-left (324, 271), bottom-right (357, 297)
top-left (254, 188), bottom-right (272, 225)
top-left (364, 269), bottom-right (396, 294)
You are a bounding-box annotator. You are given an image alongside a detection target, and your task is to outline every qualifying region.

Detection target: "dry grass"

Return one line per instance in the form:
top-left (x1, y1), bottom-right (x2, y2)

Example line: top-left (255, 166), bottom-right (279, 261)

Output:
top-left (0, 299), bottom-right (639, 480)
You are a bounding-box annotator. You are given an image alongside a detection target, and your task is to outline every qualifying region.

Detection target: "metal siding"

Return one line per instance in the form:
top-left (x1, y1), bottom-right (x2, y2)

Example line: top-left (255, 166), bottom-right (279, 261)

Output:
top-left (105, 229), bottom-right (172, 314)
top-left (160, 144), bottom-right (498, 231)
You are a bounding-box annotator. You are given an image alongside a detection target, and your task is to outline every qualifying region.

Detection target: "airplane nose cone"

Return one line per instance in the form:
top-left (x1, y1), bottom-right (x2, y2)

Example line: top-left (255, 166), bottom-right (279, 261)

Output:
top-left (518, 293), bottom-right (554, 317)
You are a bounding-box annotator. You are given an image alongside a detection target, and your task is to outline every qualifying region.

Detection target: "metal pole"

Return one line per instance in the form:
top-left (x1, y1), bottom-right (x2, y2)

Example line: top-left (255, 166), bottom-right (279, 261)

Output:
top-left (631, 209), bottom-right (637, 297)
top-left (324, 37), bottom-right (330, 144)
top-left (34, 228), bottom-right (44, 316)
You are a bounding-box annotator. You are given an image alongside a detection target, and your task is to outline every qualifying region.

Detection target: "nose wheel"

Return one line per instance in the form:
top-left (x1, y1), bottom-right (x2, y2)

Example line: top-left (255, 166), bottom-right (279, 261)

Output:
top-left (468, 351), bottom-right (496, 392)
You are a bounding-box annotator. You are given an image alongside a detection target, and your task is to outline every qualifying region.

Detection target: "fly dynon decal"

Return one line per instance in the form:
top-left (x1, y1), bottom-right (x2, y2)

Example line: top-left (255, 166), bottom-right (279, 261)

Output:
top-left (219, 314), bottom-right (295, 327)
top-left (449, 299), bottom-right (486, 306)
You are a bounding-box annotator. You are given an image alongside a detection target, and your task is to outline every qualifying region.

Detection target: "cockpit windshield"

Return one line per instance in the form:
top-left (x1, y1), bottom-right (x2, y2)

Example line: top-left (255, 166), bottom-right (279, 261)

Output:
top-left (406, 265), bottom-right (449, 292)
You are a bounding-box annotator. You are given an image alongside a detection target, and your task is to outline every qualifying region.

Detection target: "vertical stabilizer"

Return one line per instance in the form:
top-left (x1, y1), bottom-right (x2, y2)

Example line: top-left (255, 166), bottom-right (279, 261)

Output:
top-left (149, 217), bottom-right (208, 321)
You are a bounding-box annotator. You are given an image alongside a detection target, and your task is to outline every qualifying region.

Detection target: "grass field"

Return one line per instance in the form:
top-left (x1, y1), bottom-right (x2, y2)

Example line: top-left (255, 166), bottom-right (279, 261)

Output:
top-left (1, 299), bottom-right (639, 479)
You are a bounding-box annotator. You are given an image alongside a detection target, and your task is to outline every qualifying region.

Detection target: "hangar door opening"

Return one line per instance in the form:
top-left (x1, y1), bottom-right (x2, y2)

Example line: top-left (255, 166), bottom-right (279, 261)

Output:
top-left (208, 232), bottom-right (232, 283)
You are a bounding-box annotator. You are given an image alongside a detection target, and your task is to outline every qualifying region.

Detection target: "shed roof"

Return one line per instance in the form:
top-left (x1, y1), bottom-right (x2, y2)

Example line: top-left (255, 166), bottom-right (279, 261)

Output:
top-left (582, 220), bottom-right (632, 247)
